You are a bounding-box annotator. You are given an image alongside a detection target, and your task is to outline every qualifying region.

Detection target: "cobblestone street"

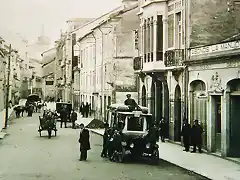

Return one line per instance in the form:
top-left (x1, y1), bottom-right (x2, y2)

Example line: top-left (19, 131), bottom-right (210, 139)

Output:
top-left (0, 113), bottom-right (209, 180)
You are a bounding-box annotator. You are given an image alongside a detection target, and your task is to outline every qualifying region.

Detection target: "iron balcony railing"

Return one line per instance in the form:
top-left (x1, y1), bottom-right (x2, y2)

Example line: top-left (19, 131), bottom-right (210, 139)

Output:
top-left (133, 56), bottom-right (142, 71)
top-left (164, 49), bottom-right (184, 67)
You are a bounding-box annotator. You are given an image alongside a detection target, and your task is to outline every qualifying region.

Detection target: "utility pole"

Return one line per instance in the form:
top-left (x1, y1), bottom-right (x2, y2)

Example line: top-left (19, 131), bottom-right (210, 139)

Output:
top-left (4, 44), bottom-right (11, 129)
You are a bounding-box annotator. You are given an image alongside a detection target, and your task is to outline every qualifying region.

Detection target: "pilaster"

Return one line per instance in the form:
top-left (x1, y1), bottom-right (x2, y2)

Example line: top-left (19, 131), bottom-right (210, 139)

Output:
top-left (221, 90), bottom-right (230, 157)
top-left (153, 16), bottom-right (157, 61)
top-left (207, 95), bottom-right (215, 152)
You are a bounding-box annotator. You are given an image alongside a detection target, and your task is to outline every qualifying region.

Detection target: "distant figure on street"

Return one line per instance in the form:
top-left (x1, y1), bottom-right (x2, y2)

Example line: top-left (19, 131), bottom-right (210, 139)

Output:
top-left (89, 103), bottom-right (92, 116)
top-left (85, 102), bottom-right (90, 118)
top-left (60, 107), bottom-right (67, 128)
top-left (101, 123), bottom-right (110, 158)
top-left (78, 123), bottom-right (90, 161)
top-left (159, 118), bottom-right (167, 142)
top-left (124, 94), bottom-right (137, 107)
top-left (70, 109), bottom-right (77, 129)
top-left (80, 102), bottom-right (85, 117)
top-left (191, 120), bottom-right (203, 153)
top-left (181, 118), bottom-right (191, 152)
top-left (57, 98), bottom-right (60, 102)
top-left (27, 104), bottom-right (34, 117)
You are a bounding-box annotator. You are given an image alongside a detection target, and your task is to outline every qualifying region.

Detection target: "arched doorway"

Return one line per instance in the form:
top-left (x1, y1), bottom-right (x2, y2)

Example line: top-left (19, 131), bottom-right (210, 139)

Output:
top-left (142, 85), bottom-right (147, 107)
top-left (190, 80), bottom-right (207, 149)
top-left (227, 79), bottom-right (240, 157)
top-left (156, 81), bottom-right (163, 124)
top-left (174, 85), bottom-right (181, 141)
top-left (151, 81), bottom-right (155, 121)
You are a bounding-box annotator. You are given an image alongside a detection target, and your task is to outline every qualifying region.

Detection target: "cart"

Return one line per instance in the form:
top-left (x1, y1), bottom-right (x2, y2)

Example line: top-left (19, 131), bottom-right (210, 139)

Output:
top-left (38, 115), bottom-right (57, 139)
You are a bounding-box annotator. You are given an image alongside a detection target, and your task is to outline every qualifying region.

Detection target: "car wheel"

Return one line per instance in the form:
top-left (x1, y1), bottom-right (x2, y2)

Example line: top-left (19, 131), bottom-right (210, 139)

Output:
top-left (151, 149), bottom-right (159, 165)
top-left (118, 148), bottom-right (125, 163)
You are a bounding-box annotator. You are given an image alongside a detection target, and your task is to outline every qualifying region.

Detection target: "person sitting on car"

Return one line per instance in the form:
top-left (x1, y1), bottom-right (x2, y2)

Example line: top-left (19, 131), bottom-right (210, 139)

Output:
top-left (124, 94), bottom-right (137, 106)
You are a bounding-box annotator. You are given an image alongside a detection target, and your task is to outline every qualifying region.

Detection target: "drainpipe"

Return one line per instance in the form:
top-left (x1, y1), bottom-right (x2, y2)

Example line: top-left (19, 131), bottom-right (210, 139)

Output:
top-left (98, 28), bottom-right (104, 121)
top-left (184, 0), bottom-right (190, 120)
top-left (75, 42), bottom-right (81, 112)
top-left (91, 31), bottom-right (97, 120)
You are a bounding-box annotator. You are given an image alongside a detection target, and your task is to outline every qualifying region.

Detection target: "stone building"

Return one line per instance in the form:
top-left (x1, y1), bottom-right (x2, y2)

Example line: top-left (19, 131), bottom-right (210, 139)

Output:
top-left (185, 0), bottom-right (240, 158)
top-left (134, 0), bottom-right (186, 142)
top-left (71, 0), bottom-right (139, 120)
top-left (41, 48), bottom-right (57, 100)
top-left (134, 0), bottom-right (240, 158)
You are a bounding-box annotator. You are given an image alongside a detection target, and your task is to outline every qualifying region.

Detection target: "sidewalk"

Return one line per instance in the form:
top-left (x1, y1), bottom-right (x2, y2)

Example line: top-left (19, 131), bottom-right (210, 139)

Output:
top-left (90, 129), bottom-right (240, 180)
top-left (75, 112), bottom-right (93, 127)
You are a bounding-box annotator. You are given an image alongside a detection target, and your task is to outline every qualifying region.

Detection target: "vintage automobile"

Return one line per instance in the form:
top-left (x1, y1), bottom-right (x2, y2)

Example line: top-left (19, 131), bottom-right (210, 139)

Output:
top-left (56, 102), bottom-right (72, 122)
top-left (107, 104), bottom-right (159, 164)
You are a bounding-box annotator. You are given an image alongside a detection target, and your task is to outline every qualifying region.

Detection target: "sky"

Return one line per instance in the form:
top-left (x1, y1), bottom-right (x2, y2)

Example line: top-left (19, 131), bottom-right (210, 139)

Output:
top-left (0, 0), bottom-right (122, 45)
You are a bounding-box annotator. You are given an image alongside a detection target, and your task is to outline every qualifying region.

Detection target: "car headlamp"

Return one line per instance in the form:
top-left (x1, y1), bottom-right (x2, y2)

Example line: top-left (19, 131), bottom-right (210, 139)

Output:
top-left (146, 143), bottom-right (151, 149)
top-left (130, 143), bottom-right (134, 148)
top-left (121, 142), bottom-right (127, 146)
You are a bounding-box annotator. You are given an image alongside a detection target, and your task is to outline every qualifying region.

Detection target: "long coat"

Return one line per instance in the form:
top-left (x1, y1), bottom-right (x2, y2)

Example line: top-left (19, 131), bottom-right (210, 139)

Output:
top-left (191, 124), bottom-right (203, 145)
top-left (79, 129), bottom-right (90, 151)
top-left (182, 123), bottom-right (191, 144)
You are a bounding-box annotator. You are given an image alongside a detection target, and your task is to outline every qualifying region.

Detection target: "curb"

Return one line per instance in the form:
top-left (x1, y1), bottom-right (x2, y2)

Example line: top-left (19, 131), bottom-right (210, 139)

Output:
top-left (89, 129), bottom-right (104, 136)
top-left (90, 130), bottom-right (212, 180)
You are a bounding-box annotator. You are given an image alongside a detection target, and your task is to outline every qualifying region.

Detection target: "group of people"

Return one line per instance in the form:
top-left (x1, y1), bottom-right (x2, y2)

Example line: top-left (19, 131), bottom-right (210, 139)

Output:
top-left (80, 102), bottom-right (91, 118)
top-left (182, 119), bottom-right (203, 153)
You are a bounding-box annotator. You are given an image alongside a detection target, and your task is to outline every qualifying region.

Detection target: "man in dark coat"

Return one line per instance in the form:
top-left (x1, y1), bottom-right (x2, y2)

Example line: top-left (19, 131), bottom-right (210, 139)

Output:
top-left (101, 123), bottom-right (110, 158)
top-left (78, 123), bottom-right (90, 161)
top-left (85, 103), bottom-right (90, 118)
top-left (191, 120), bottom-right (203, 153)
top-left (70, 109), bottom-right (77, 129)
top-left (181, 118), bottom-right (191, 152)
top-left (124, 94), bottom-right (137, 106)
top-left (80, 102), bottom-right (85, 117)
top-left (60, 107), bottom-right (67, 128)
top-left (159, 118), bottom-right (167, 142)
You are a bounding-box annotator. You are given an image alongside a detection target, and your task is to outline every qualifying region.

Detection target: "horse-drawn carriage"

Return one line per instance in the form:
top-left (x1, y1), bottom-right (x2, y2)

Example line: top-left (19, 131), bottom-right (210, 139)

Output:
top-left (106, 104), bottom-right (159, 164)
top-left (38, 110), bottom-right (58, 139)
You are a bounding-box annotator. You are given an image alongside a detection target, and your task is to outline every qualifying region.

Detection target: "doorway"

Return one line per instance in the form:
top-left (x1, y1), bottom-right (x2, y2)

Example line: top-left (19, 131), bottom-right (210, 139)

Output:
top-left (174, 85), bottom-right (181, 142)
top-left (213, 96), bottom-right (221, 152)
top-left (142, 85), bottom-right (146, 107)
top-left (228, 79), bottom-right (240, 157)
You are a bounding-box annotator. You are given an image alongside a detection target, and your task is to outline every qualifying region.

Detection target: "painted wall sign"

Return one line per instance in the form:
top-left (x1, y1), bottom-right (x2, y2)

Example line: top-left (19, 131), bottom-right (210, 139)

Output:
top-left (190, 40), bottom-right (240, 56)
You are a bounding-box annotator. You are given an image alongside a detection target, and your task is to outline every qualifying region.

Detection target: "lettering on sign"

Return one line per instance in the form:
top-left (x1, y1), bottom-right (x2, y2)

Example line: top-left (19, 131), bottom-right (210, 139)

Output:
top-left (227, 62), bottom-right (240, 68)
top-left (190, 40), bottom-right (240, 56)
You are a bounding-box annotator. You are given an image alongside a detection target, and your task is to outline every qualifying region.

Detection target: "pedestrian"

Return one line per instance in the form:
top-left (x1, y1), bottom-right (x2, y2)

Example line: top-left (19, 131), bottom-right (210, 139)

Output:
top-left (159, 118), bottom-right (167, 142)
top-left (101, 123), bottom-right (110, 158)
top-left (85, 102), bottom-right (90, 118)
top-left (191, 120), bottom-right (203, 153)
top-left (70, 109), bottom-right (77, 129)
top-left (181, 118), bottom-right (191, 152)
top-left (27, 104), bottom-right (34, 117)
top-left (78, 123), bottom-right (90, 161)
top-left (124, 94), bottom-right (138, 110)
top-left (60, 107), bottom-right (67, 128)
top-left (80, 102), bottom-right (85, 117)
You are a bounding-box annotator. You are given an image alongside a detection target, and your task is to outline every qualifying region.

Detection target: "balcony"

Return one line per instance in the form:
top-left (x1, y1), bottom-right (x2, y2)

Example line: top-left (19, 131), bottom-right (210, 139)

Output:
top-left (164, 49), bottom-right (184, 67)
top-left (133, 57), bottom-right (142, 71)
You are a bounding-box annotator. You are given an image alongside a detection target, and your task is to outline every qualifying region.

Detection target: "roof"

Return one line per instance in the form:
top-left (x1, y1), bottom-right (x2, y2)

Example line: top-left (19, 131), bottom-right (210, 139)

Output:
top-left (108, 103), bottom-right (149, 114)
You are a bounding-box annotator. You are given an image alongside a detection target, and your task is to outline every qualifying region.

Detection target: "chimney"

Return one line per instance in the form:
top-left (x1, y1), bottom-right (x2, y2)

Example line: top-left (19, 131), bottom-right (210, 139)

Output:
top-left (122, 0), bottom-right (138, 8)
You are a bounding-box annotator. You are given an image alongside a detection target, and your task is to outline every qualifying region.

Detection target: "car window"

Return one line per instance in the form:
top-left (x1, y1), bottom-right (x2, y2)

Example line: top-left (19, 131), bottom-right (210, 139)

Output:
top-left (127, 116), bottom-right (144, 131)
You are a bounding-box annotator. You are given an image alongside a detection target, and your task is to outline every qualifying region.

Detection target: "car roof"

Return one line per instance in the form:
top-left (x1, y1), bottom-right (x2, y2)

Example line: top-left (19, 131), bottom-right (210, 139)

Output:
top-left (118, 111), bottom-right (152, 116)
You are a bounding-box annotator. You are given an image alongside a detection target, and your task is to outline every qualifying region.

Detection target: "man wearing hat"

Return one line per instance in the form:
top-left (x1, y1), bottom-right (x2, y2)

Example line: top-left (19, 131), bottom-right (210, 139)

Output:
top-left (78, 123), bottom-right (90, 161)
top-left (191, 120), bottom-right (203, 153)
top-left (124, 94), bottom-right (137, 107)
top-left (101, 122), bottom-right (110, 158)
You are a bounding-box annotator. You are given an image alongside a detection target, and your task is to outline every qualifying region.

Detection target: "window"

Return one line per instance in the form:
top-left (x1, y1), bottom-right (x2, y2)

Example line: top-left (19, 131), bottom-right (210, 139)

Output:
top-left (46, 81), bottom-right (54, 85)
top-left (168, 14), bottom-right (174, 48)
top-left (176, 12), bottom-right (182, 48)
top-left (127, 117), bottom-right (144, 131)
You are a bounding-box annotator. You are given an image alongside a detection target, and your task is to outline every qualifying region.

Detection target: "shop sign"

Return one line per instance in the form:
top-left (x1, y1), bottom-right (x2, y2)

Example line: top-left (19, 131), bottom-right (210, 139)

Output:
top-left (190, 40), bottom-right (240, 56)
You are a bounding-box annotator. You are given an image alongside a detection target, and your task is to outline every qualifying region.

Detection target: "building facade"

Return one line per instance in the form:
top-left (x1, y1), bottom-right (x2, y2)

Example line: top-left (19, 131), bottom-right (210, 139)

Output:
top-left (71, 0), bottom-right (139, 120)
top-left (41, 48), bottom-right (57, 100)
top-left (134, 0), bottom-right (240, 158)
